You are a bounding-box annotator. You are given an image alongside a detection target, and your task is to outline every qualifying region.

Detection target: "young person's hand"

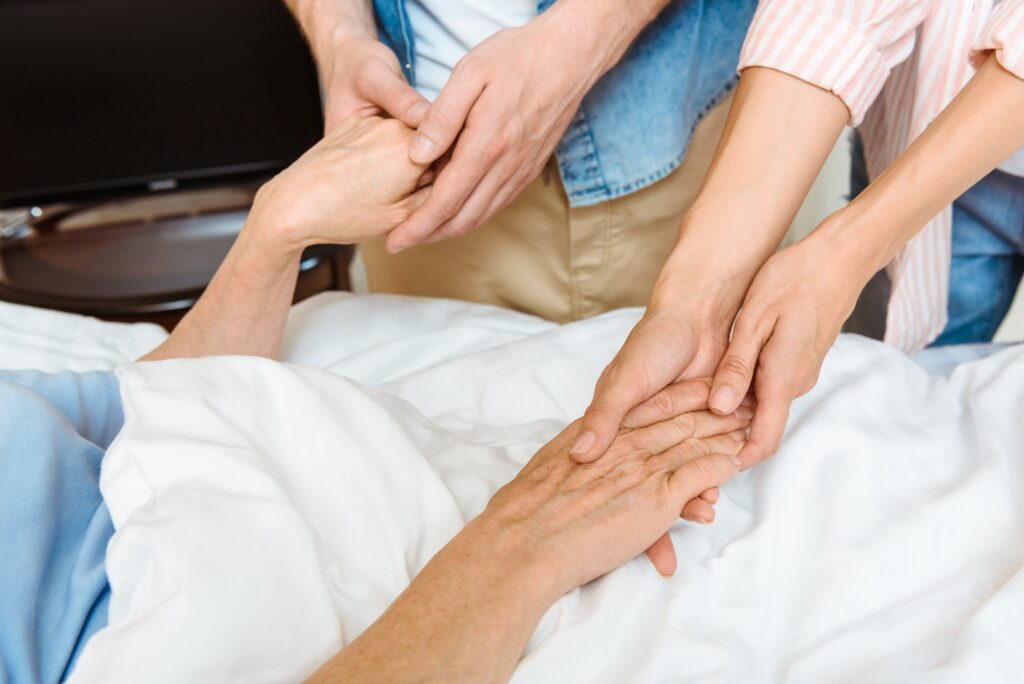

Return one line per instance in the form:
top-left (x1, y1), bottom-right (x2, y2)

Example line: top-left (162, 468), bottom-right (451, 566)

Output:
top-left (319, 34), bottom-right (430, 134)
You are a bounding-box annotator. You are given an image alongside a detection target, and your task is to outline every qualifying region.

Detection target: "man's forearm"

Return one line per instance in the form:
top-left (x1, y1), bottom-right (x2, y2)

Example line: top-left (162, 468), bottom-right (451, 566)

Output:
top-left (653, 67), bottom-right (849, 320)
top-left (547, 0), bottom-right (672, 84)
top-left (141, 221), bottom-right (301, 361)
top-left (818, 55), bottom-right (1024, 278)
top-left (283, 0), bottom-right (376, 64)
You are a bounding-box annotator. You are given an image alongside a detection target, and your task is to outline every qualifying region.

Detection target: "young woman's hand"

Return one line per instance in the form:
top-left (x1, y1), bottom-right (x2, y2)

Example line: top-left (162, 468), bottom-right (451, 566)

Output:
top-left (705, 229), bottom-right (871, 466)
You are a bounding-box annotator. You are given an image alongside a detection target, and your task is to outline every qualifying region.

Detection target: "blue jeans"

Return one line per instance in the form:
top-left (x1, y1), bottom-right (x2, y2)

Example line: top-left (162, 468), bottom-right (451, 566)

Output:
top-left (848, 132), bottom-right (1024, 345)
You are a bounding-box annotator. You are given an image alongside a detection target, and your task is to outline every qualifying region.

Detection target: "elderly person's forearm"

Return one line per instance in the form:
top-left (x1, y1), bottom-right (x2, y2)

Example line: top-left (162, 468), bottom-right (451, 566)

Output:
top-left (142, 116), bottom-right (428, 361)
top-left (308, 382), bottom-right (748, 683)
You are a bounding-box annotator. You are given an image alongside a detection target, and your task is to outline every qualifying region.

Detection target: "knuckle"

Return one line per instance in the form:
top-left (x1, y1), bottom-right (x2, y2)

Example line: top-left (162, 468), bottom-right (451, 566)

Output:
top-left (425, 109), bottom-right (457, 137)
top-left (437, 195), bottom-right (464, 221)
top-left (673, 413), bottom-right (697, 436)
top-left (720, 355), bottom-right (754, 379)
top-left (650, 390), bottom-right (677, 418)
top-left (609, 460), bottom-right (648, 490)
top-left (477, 134), bottom-right (507, 163)
top-left (690, 458), bottom-right (717, 484)
top-left (683, 437), bottom-right (710, 456)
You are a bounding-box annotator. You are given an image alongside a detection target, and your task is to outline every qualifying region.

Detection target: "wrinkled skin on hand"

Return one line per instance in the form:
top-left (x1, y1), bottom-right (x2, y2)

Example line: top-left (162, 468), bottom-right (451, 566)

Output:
top-left (252, 115), bottom-right (432, 249)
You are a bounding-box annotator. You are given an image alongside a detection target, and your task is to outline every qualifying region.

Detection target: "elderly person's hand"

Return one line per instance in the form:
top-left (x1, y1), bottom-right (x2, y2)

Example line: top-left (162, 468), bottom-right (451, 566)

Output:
top-left (143, 114), bottom-right (429, 362)
top-left (252, 115), bottom-right (431, 250)
top-left (384, 2), bottom-right (665, 253)
top-left (284, 0), bottom-right (429, 133)
top-left (309, 398), bottom-right (745, 683)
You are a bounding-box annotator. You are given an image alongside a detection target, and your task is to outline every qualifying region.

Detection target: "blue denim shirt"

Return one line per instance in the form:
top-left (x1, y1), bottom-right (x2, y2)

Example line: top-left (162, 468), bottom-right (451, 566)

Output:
top-left (372, 0), bottom-right (756, 207)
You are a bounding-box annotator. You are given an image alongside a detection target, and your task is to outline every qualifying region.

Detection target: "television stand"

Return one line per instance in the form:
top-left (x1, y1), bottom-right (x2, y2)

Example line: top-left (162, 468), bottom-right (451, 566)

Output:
top-left (0, 187), bottom-right (352, 330)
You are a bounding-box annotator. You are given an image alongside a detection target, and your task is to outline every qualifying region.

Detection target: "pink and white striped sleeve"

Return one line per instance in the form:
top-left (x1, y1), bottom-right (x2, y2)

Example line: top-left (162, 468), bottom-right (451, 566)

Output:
top-left (971, 0), bottom-right (1024, 78)
top-left (738, 0), bottom-right (931, 125)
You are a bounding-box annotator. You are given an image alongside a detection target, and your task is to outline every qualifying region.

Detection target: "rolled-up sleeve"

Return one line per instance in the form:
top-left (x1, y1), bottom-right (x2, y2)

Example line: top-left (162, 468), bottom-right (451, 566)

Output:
top-left (738, 0), bottom-right (930, 125)
top-left (971, 0), bottom-right (1024, 78)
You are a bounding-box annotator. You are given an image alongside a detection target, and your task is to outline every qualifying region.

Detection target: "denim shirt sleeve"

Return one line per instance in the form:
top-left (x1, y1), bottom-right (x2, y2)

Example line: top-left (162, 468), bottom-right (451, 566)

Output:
top-left (373, 0), bottom-right (756, 207)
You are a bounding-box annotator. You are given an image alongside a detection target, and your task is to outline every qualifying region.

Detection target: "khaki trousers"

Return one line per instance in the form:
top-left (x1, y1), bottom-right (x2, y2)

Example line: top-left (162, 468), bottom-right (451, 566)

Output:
top-left (361, 93), bottom-right (732, 323)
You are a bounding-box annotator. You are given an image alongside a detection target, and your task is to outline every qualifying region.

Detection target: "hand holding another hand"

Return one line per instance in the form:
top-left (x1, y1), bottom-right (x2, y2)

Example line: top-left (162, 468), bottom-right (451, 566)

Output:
top-left (704, 230), bottom-right (869, 467)
top-left (485, 395), bottom-right (749, 587)
top-left (251, 115), bottom-right (431, 251)
top-left (385, 8), bottom-right (618, 252)
top-left (319, 32), bottom-right (429, 133)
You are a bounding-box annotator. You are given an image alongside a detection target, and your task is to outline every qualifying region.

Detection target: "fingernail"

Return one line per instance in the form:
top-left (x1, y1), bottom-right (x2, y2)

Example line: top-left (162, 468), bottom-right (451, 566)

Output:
top-left (410, 134), bottom-right (435, 162)
top-left (570, 430), bottom-right (596, 456)
top-left (730, 429), bottom-right (748, 441)
top-left (409, 101), bottom-right (428, 121)
top-left (710, 386), bottom-right (735, 413)
top-left (729, 454), bottom-right (742, 467)
top-left (735, 405), bottom-right (754, 420)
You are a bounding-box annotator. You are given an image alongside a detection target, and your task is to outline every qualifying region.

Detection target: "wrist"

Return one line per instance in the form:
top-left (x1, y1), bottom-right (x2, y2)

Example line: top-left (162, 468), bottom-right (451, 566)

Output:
top-left (468, 512), bottom-right (569, 606)
top-left (810, 207), bottom-right (893, 284)
top-left (648, 245), bottom-right (757, 329)
top-left (293, 0), bottom-right (376, 67)
top-left (540, 0), bottom-right (658, 83)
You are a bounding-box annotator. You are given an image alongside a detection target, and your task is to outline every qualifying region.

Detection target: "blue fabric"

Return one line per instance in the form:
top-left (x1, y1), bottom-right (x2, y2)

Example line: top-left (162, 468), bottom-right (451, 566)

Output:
top-left (934, 168), bottom-right (1024, 345)
top-left (849, 132), bottom-right (1024, 345)
top-left (371, 0), bottom-right (756, 207)
top-left (0, 370), bottom-right (122, 684)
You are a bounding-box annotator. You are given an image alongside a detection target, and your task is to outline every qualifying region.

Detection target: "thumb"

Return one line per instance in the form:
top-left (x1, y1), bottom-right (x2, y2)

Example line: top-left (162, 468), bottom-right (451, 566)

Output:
top-left (709, 317), bottom-right (766, 415)
top-left (409, 74), bottom-right (485, 164)
top-left (572, 367), bottom-right (654, 464)
top-left (361, 60), bottom-right (431, 129)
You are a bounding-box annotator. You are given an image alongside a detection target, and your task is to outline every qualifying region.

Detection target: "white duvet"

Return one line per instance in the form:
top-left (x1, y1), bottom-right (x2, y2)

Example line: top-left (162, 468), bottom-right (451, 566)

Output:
top-left (52, 294), bottom-right (1024, 683)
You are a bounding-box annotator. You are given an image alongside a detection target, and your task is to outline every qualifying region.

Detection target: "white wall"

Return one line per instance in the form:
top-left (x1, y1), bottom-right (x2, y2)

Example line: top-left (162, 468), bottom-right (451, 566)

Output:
top-left (789, 130), bottom-right (1024, 343)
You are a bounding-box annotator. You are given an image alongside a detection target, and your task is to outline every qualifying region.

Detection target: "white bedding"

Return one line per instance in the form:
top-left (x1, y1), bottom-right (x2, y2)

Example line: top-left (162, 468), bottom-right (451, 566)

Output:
top-left (28, 295), bottom-right (1014, 683)
top-left (2, 296), bottom-right (1021, 682)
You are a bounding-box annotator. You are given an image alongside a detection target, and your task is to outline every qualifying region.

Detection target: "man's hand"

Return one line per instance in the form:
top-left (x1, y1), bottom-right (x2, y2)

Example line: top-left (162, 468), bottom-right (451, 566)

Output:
top-left (319, 34), bottom-right (430, 133)
top-left (385, 1), bottom-right (666, 253)
top-left (284, 0), bottom-right (429, 133)
top-left (253, 115), bottom-right (430, 251)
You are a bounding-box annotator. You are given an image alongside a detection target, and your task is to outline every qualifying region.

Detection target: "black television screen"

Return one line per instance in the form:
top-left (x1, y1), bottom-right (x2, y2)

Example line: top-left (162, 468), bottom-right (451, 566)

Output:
top-left (0, 0), bottom-right (324, 208)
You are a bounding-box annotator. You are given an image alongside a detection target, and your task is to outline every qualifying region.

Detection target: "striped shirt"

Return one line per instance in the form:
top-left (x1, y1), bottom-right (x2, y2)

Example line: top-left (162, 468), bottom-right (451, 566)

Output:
top-left (739, 0), bottom-right (1024, 352)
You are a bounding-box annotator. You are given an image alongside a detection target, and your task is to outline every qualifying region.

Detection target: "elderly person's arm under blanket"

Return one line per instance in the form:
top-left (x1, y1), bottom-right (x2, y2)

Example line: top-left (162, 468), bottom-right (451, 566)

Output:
top-left (308, 390), bottom-right (749, 684)
top-left (142, 115), bottom-right (430, 361)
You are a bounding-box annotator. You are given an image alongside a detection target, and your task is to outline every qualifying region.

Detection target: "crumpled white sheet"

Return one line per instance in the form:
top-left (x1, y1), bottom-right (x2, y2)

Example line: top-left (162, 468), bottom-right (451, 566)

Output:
top-left (68, 296), bottom-right (1024, 683)
top-left (0, 300), bottom-right (166, 372)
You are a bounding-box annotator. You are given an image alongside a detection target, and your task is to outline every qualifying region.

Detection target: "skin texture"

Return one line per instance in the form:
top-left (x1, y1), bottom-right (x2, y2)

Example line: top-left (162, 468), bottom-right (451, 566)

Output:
top-left (137, 110), bottom-right (750, 681)
top-left (307, 409), bottom-right (744, 684)
top-left (580, 55), bottom-right (1024, 476)
top-left (287, 0), bottom-right (672, 253)
top-left (143, 115), bottom-right (428, 361)
top-left (703, 54), bottom-right (1024, 466)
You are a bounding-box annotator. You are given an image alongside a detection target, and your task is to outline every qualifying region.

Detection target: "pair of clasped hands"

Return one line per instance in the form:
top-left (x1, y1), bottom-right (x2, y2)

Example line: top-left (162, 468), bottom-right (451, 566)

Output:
top-left (278, 21), bottom-right (764, 575)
